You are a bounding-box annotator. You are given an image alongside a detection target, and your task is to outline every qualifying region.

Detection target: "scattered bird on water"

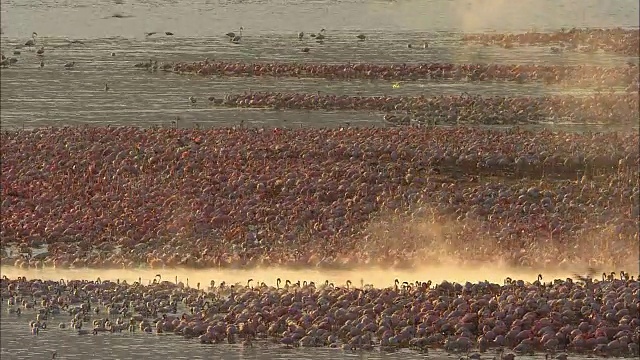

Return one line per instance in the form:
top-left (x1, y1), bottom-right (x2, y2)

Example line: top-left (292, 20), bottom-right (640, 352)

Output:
top-left (111, 52), bottom-right (116, 56)
top-left (301, 47), bottom-right (310, 53)
top-left (13, 50), bottom-right (20, 55)
top-left (313, 28), bottom-right (326, 40)
top-left (134, 59), bottom-right (155, 69)
top-left (40, 60), bottom-right (44, 68)
top-left (356, 33), bottom-right (366, 41)
top-left (36, 47), bottom-right (45, 55)
top-left (231, 29), bottom-right (243, 43)
top-left (408, 42), bottom-right (428, 49)
top-left (145, 31), bottom-right (157, 37)
top-left (51, 351), bottom-right (57, 359)
top-left (25, 32), bottom-right (37, 47)
top-left (165, 31), bottom-right (174, 36)
top-left (550, 46), bottom-right (562, 54)
top-left (64, 61), bottom-right (75, 69)
top-left (208, 96), bottom-right (224, 105)
top-left (189, 96), bottom-right (196, 104)
top-left (298, 31), bottom-right (304, 40)
top-left (226, 26), bottom-right (243, 39)
top-left (66, 39), bottom-right (85, 45)
top-left (104, 83), bottom-right (109, 91)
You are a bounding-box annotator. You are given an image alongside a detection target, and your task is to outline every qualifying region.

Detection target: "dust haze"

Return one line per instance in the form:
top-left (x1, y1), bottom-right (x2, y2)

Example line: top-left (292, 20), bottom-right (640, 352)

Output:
top-left (0, 264), bottom-right (608, 289)
top-left (3, 194), bottom-right (636, 286)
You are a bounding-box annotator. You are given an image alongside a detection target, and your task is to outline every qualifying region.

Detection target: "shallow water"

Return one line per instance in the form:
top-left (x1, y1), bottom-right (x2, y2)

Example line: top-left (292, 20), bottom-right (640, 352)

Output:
top-left (0, 311), bottom-right (437, 360)
top-left (1, 0), bottom-right (638, 129)
top-left (0, 313), bottom-right (557, 360)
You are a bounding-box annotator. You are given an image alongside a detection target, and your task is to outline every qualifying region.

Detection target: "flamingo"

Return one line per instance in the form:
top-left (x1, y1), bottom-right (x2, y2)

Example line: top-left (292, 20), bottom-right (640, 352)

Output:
top-left (231, 29), bottom-right (243, 44)
top-left (226, 27), bottom-right (243, 39)
top-left (25, 32), bottom-right (37, 47)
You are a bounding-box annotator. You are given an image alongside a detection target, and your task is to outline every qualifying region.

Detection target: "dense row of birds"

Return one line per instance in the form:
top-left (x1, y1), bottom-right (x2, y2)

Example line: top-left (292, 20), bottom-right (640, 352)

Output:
top-left (1, 127), bottom-right (637, 270)
top-left (168, 60), bottom-right (638, 88)
top-left (187, 92), bottom-right (639, 126)
top-left (462, 28), bottom-right (639, 56)
top-left (3, 273), bottom-right (639, 356)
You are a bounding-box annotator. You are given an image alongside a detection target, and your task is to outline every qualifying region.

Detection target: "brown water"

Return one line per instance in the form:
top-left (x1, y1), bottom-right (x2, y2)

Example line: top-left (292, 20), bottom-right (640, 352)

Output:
top-left (1, 0), bottom-right (639, 358)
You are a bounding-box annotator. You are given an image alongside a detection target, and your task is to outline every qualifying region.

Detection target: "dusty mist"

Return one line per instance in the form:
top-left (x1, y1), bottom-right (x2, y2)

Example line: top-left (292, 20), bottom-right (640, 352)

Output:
top-left (0, 264), bottom-right (599, 289)
top-left (1, 204), bottom-right (637, 287)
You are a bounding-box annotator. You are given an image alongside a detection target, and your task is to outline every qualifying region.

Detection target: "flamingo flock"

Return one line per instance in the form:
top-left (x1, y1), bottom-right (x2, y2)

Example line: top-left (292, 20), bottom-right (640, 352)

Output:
top-left (201, 92), bottom-right (639, 125)
top-left (1, 126), bottom-right (638, 270)
top-left (168, 59), bottom-right (638, 88)
top-left (462, 28), bottom-right (639, 56)
top-left (3, 274), bottom-right (639, 356)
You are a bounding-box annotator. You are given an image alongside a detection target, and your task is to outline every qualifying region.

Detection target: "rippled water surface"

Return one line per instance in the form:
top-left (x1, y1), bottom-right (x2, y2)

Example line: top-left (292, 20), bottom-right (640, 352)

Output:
top-left (1, 0), bottom-right (639, 129)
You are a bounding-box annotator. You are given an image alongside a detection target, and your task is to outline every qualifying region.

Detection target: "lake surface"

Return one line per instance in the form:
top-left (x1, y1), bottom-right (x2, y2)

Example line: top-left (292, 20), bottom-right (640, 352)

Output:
top-left (1, 0), bottom-right (639, 358)
top-left (1, 0), bottom-right (638, 129)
